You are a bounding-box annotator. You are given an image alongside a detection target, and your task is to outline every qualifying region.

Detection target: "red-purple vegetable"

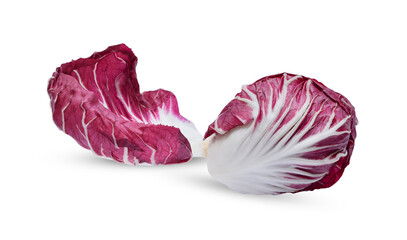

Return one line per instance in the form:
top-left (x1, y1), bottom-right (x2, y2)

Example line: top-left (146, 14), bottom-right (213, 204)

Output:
top-left (48, 44), bottom-right (203, 165)
top-left (204, 73), bottom-right (357, 194)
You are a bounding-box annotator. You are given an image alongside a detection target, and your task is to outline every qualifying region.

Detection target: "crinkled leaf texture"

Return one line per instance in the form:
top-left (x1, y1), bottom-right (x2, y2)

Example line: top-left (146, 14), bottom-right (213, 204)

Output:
top-left (204, 73), bottom-right (357, 194)
top-left (48, 44), bottom-right (203, 165)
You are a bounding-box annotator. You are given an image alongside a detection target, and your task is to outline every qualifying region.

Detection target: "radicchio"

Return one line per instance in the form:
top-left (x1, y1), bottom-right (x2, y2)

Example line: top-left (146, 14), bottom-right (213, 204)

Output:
top-left (48, 44), bottom-right (203, 165)
top-left (204, 73), bottom-right (357, 194)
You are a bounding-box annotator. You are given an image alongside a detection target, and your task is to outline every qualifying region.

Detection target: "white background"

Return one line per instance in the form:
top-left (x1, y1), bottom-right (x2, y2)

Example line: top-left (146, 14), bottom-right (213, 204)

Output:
top-left (1, 1), bottom-right (406, 239)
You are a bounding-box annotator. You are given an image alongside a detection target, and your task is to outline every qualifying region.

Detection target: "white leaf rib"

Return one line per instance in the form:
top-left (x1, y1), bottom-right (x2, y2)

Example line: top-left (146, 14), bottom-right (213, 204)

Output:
top-left (80, 102), bottom-right (96, 152)
top-left (295, 143), bottom-right (346, 154)
top-left (253, 73), bottom-right (298, 143)
top-left (213, 111), bottom-right (227, 134)
top-left (324, 103), bottom-right (338, 131)
top-left (147, 145), bottom-right (156, 165)
top-left (259, 80), bottom-right (313, 156)
top-left (93, 62), bottom-right (109, 109)
top-left (285, 99), bottom-right (328, 149)
top-left (235, 96), bottom-right (255, 107)
top-left (291, 115), bottom-right (351, 153)
top-left (100, 144), bottom-right (105, 157)
top-left (61, 100), bottom-right (71, 133)
top-left (285, 74), bottom-right (302, 84)
top-left (235, 115), bottom-right (245, 124)
top-left (110, 122), bottom-right (119, 149)
top-left (272, 94), bottom-right (314, 151)
top-left (115, 74), bottom-right (143, 122)
top-left (76, 124), bottom-right (86, 138)
top-left (52, 91), bottom-right (61, 113)
top-left (262, 97), bottom-right (295, 143)
top-left (265, 80), bottom-right (274, 114)
top-left (207, 74), bottom-right (352, 194)
top-left (73, 70), bottom-right (88, 90)
top-left (133, 157), bottom-right (140, 165)
top-left (122, 147), bottom-right (130, 165)
top-left (114, 53), bottom-right (127, 64)
top-left (163, 141), bottom-right (172, 164)
top-left (241, 77), bottom-right (294, 157)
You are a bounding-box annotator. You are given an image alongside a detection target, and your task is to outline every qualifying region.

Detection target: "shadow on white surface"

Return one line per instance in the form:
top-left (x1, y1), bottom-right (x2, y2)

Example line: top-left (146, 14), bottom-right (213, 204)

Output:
top-left (60, 151), bottom-right (206, 168)
top-left (184, 173), bottom-right (318, 203)
top-left (58, 150), bottom-right (327, 205)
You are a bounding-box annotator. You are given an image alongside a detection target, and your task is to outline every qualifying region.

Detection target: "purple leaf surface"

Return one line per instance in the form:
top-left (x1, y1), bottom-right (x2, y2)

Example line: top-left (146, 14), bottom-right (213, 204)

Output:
top-left (48, 44), bottom-right (203, 165)
top-left (204, 73), bottom-right (357, 194)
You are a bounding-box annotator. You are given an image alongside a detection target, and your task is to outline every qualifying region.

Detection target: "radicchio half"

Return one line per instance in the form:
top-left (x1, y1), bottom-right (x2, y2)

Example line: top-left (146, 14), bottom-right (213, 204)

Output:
top-left (204, 73), bottom-right (357, 194)
top-left (48, 44), bottom-right (203, 165)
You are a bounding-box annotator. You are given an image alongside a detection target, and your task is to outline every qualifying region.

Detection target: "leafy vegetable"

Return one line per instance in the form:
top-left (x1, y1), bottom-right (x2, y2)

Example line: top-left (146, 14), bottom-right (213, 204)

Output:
top-left (47, 44), bottom-right (203, 165)
top-left (204, 73), bottom-right (357, 194)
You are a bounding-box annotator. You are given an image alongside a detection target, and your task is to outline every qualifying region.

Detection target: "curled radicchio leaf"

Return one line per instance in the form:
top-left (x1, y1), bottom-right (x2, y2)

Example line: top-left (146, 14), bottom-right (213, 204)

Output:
top-left (48, 44), bottom-right (203, 165)
top-left (204, 73), bottom-right (357, 194)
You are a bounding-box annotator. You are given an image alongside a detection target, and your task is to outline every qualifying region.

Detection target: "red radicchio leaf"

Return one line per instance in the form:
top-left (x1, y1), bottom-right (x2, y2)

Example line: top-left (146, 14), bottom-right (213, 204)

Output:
top-left (48, 44), bottom-right (203, 165)
top-left (204, 73), bottom-right (357, 194)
